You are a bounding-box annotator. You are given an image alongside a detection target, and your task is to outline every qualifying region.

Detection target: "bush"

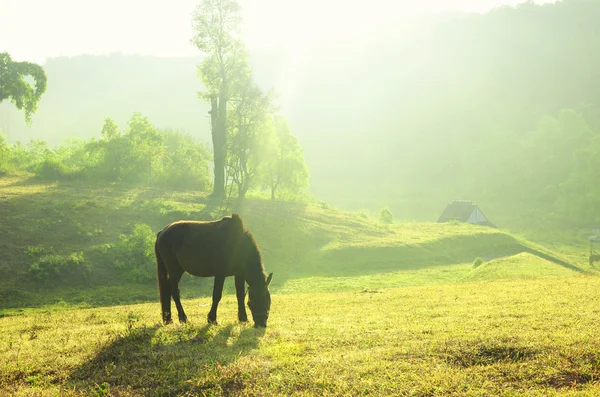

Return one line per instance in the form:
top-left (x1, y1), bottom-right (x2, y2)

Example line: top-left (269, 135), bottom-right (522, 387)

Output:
top-left (0, 133), bottom-right (9, 173)
top-left (155, 131), bottom-right (211, 190)
top-left (28, 252), bottom-right (90, 283)
top-left (473, 257), bottom-right (485, 268)
top-left (111, 224), bottom-right (156, 283)
top-left (379, 207), bottom-right (394, 224)
top-left (34, 157), bottom-right (74, 180)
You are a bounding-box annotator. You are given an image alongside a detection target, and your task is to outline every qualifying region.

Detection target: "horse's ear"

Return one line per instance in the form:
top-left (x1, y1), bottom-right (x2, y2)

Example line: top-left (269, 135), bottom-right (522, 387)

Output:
top-left (266, 273), bottom-right (273, 286)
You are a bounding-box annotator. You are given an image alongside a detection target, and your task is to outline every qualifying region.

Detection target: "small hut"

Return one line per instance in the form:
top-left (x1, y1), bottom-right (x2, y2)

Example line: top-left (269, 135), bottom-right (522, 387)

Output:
top-left (437, 200), bottom-right (496, 228)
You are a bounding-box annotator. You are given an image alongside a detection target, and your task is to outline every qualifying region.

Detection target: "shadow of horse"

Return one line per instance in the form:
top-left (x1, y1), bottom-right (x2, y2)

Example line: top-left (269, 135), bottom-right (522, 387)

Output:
top-left (68, 322), bottom-right (265, 396)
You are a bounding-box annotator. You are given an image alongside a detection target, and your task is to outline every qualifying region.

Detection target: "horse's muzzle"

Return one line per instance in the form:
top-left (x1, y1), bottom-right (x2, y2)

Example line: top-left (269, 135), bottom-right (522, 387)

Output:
top-left (253, 315), bottom-right (268, 328)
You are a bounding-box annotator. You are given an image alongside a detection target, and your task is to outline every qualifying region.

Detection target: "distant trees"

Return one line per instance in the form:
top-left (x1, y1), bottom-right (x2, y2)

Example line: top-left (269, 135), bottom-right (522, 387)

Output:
top-left (261, 115), bottom-right (309, 200)
top-left (1, 107), bottom-right (310, 202)
top-left (225, 80), bottom-right (309, 205)
top-left (507, 108), bottom-right (600, 225)
top-left (226, 74), bottom-right (273, 204)
top-left (83, 113), bottom-right (211, 188)
top-left (0, 113), bottom-right (212, 189)
top-left (0, 53), bottom-right (47, 124)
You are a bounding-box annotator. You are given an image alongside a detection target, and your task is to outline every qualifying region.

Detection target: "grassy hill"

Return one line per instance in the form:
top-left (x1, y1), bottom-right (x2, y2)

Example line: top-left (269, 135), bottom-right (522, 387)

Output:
top-left (1, 175), bottom-right (599, 395)
top-left (0, 175), bottom-right (592, 312)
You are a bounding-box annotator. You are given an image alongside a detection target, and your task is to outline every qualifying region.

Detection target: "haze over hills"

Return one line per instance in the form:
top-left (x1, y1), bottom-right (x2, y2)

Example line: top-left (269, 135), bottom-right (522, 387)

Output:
top-left (2, 0), bottom-right (600, 226)
top-left (0, 55), bottom-right (208, 144)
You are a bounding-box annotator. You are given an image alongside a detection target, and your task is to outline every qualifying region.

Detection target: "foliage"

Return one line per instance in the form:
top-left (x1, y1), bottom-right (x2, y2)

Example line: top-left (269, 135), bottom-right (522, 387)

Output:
top-left (34, 155), bottom-right (76, 181)
top-left (378, 207), bottom-right (394, 224)
top-left (472, 257), bottom-right (484, 268)
top-left (0, 113), bottom-right (212, 188)
top-left (226, 74), bottom-right (274, 203)
top-left (191, 0), bottom-right (245, 94)
top-left (84, 113), bottom-right (163, 183)
top-left (156, 130), bottom-right (212, 190)
top-left (110, 224), bottom-right (156, 283)
top-left (0, 132), bottom-right (9, 173)
top-left (261, 115), bottom-right (309, 200)
top-left (0, 52), bottom-right (47, 124)
top-left (28, 252), bottom-right (89, 284)
top-left (1, 139), bottom-right (51, 174)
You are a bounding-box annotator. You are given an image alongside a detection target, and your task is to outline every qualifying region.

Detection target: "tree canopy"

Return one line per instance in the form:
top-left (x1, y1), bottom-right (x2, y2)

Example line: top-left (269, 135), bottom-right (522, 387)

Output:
top-left (0, 52), bottom-right (47, 124)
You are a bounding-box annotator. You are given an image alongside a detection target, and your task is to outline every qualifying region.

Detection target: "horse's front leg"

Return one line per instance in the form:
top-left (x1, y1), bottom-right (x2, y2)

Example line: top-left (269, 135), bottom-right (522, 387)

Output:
top-left (235, 274), bottom-right (248, 322)
top-left (208, 275), bottom-right (226, 324)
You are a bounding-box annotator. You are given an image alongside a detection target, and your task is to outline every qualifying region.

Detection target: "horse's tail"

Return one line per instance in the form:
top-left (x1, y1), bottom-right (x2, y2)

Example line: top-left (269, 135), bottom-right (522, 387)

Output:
top-left (155, 231), bottom-right (171, 324)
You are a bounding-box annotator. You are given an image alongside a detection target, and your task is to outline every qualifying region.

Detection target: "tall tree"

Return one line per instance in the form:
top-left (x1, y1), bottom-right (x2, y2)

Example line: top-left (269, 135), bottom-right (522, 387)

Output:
top-left (191, 0), bottom-right (247, 199)
top-left (0, 53), bottom-right (47, 124)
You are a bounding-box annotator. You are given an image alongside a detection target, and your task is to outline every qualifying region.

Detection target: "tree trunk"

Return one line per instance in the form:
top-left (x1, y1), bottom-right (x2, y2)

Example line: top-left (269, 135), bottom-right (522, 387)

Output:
top-left (232, 181), bottom-right (246, 212)
top-left (210, 94), bottom-right (226, 198)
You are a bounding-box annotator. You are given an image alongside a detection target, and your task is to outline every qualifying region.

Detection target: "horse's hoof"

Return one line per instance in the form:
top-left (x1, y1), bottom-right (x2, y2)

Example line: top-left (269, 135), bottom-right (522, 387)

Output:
top-left (238, 317), bottom-right (248, 323)
top-left (179, 317), bottom-right (188, 324)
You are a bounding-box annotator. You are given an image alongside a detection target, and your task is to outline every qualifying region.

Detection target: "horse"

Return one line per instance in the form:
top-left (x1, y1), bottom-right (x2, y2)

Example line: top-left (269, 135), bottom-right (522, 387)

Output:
top-left (155, 213), bottom-right (273, 328)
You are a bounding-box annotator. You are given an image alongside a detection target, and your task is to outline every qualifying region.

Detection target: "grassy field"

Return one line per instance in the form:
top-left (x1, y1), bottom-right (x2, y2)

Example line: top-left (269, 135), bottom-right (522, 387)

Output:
top-left (1, 175), bottom-right (599, 395)
top-left (2, 276), bottom-right (600, 396)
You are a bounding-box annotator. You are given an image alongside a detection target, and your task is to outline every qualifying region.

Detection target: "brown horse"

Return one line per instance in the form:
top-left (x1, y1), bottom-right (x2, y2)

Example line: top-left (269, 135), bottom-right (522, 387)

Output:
top-left (155, 213), bottom-right (273, 327)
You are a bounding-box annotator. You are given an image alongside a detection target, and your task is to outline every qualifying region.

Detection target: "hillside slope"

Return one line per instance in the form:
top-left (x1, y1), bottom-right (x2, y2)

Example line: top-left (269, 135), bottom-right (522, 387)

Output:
top-left (0, 176), bottom-right (590, 309)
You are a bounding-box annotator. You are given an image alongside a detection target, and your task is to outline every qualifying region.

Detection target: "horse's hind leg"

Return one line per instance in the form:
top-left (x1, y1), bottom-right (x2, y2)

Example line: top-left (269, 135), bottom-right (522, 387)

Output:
top-left (235, 274), bottom-right (248, 322)
top-left (169, 269), bottom-right (187, 323)
top-left (208, 275), bottom-right (226, 324)
top-left (156, 243), bottom-right (173, 325)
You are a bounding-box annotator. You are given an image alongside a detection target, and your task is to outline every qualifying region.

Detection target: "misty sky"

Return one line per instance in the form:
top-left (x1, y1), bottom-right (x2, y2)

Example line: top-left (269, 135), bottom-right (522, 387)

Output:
top-left (1, 0), bottom-right (555, 63)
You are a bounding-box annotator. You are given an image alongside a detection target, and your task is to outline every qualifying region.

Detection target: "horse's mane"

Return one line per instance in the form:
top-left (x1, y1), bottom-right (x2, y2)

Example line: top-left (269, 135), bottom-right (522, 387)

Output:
top-left (230, 213), bottom-right (267, 285)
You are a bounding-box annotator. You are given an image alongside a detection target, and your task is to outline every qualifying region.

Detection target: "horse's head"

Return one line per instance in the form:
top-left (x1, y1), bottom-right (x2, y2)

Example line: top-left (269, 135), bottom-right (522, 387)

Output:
top-left (248, 272), bottom-right (273, 328)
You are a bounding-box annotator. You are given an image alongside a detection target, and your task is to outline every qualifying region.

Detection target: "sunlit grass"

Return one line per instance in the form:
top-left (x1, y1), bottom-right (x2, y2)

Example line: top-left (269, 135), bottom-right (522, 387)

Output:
top-left (2, 276), bottom-right (600, 396)
top-left (467, 252), bottom-right (577, 281)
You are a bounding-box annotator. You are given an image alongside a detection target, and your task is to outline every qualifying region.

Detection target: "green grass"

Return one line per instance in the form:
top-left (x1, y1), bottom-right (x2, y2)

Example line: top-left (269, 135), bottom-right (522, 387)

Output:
top-left (2, 276), bottom-right (600, 396)
top-left (467, 252), bottom-right (578, 281)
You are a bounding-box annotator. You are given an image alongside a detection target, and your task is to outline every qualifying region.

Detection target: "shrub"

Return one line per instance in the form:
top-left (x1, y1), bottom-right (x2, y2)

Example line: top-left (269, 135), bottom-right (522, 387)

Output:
top-left (34, 157), bottom-right (76, 180)
top-left (28, 252), bottom-right (90, 283)
top-left (379, 207), bottom-right (394, 224)
top-left (0, 133), bottom-right (9, 173)
top-left (112, 224), bottom-right (156, 283)
top-left (473, 257), bottom-right (485, 268)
